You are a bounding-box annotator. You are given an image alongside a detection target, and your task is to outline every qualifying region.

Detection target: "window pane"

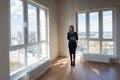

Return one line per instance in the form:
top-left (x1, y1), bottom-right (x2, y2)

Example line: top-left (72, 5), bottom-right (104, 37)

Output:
top-left (102, 41), bottom-right (114, 55)
top-left (40, 9), bottom-right (47, 40)
top-left (9, 49), bottom-right (25, 73)
top-left (90, 12), bottom-right (99, 38)
top-left (78, 13), bottom-right (86, 38)
top-left (10, 0), bottom-right (24, 46)
top-left (103, 11), bottom-right (113, 39)
top-left (89, 41), bottom-right (100, 54)
top-left (39, 43), bottom-right (47, 58)
top-left (28, 4), bottom-right (38, 43)
top-left (27, 45), bottom-right (38, 65)
top-left (77, 40), bottom-right (87, 53)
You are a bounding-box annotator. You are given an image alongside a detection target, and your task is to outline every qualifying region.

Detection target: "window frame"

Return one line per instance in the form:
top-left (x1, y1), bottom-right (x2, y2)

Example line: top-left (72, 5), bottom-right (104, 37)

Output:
top-left (76, 8), bottom-right (116, 57)
top-left (9, 0), bottom-right (50, 78)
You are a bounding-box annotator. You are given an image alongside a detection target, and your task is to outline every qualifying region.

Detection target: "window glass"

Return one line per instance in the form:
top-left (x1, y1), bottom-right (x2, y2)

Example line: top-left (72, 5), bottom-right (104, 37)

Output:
top-left (102, 41), bottom-right (114, 55)
top-left (90, 12), bottom-right (99, 38)
top-left (9, 49), bottom-right (25, 73)
top-left (28, 4), bottom-right (38, 43)
top-left (103, 11), bottom-right (113, 39)
top-left (89, 41), bottom-right (100, 54)
top-left (77, 40), bottom-right (87, 53)
top-left (78, 13), bottom-right (86, 38)
top-left (40, 9), bottom-right (47, 40)
top-left (27, 45), bottom-right (38, 65)
top-left (10, 0), bottom-right (24, 46)
top-left (39, 43), bottom-right (47, 58)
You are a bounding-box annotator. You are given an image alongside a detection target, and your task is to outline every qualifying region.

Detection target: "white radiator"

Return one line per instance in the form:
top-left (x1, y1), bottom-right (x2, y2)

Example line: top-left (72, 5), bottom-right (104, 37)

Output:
top-left (28, 59), bottom-right (51, 80)
top-left (82, 54), bottom-right (110, 63)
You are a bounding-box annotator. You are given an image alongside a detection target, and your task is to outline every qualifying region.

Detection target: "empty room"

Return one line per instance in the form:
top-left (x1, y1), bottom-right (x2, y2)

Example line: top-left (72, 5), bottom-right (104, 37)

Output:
top-left (0, 0), bottom-right (120, 80)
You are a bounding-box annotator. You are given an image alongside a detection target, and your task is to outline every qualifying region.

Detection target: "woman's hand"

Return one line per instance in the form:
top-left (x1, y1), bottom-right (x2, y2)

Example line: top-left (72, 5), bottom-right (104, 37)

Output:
top-left (70, 36), bottom-right (76, 40)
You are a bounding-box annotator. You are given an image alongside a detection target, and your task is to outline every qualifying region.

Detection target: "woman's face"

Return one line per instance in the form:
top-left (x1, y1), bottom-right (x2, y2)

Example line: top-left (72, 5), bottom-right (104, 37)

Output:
top-left (69, 26), bottom-right (73, 32)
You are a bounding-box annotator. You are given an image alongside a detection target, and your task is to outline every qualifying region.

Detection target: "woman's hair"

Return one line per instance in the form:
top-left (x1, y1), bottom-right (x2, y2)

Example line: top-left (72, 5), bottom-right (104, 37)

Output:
top-left (69, 25), bottom-right (74, 32)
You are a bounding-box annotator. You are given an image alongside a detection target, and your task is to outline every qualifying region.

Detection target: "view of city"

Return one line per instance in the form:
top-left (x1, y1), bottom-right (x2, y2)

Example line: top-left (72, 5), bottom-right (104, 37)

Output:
top-left (77, 10), bottom-right (114, 55)
top-left (10, 49), bottom-right (25, 73)
top-left (10, 43), bottom-right (47, 73)
top-left (77, 32), bottom-right (114, 55)
top-left (78, 32), bottom-right (112, 39)
top-left (10, 0), bottom-right (48, 74)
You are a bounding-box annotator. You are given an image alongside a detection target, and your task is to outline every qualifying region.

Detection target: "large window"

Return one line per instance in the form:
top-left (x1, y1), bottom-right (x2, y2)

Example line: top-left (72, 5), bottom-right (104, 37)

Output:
top-left (10, 0), bottom-right (24, 46)
top-left (77, 8), bottom-right (116, 56)
top-left (10, 0), bottom-right (49, 76)
top-left (28, 4), bottom-right (38, 43)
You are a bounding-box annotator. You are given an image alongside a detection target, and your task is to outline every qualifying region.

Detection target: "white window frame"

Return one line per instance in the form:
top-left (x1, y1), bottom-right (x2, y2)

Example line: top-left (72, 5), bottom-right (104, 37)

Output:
top-left (76, 8), bottom-right (116, 57)
top-left (9, 0), bottom-right (50, 79)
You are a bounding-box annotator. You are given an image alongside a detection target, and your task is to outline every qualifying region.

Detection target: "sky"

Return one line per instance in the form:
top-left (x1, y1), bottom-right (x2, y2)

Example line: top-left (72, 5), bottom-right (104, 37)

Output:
top-left (10, 0), bottom-right (40, 33)
top-left (11, 0), bottom-right (46, 33)
top-left (11, 0), bottom-right (24, 32)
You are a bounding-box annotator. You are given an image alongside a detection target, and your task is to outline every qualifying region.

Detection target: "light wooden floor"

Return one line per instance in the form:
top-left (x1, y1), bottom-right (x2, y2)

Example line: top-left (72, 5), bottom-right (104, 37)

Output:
top-left (36, 57), bottom-right (120, 80)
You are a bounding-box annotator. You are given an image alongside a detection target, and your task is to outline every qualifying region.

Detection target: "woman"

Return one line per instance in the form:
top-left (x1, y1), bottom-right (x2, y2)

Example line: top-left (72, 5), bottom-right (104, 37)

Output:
top-left (67, 25), bottom-right (78, 66)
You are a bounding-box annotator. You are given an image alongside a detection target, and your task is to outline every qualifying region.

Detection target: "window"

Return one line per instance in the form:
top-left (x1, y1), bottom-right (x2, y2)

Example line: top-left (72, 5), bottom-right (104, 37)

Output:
top-left (10, 0), bottom-right (24, 46)
top-left (28, 4), bottom-right (38, 43)
top-left (40, 9), bottom-right (47, 40)
top-left (77, 8), bottom-right (116, 56)
top-left (78, 13), bottom-right (86, 38)
top-left (90, 12), bottom-right (99, 38)
top-left (103, 11), bottom-right (113, 39)
top-left (10, 0), bottom-right (49, 76)
top-left (89, 41), bottom-right (100, 54)
top-left (10, 49), bottom-right (25, 73)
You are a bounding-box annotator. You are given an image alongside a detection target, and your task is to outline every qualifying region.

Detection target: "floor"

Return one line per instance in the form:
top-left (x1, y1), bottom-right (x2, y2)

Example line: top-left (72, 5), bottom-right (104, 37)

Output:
top-left (36, 57), bottom-right (120, 80)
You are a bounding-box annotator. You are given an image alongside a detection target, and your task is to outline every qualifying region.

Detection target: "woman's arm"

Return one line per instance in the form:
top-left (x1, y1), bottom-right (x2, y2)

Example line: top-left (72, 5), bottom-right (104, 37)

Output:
top-left (67, 32), bottom-right (70, 40)
top-left (76, 32), bottom-right (78, 40)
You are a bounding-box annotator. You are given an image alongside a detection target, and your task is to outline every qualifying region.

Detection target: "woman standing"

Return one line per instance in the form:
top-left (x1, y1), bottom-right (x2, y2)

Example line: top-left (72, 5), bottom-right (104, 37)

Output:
top-left (67, 25), bottom-right (78, 66)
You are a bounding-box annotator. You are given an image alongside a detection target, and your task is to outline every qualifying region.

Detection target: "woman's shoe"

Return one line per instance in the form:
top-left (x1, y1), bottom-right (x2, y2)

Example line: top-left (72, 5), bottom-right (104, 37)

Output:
top-left (71, 62), bottom-right (73, 66)
top-left (71, 63), bottom-right (72, 66)
top-left (71, 61), bottom-right (74, 66)
top-left (73, 61), bottom-right (75, 66)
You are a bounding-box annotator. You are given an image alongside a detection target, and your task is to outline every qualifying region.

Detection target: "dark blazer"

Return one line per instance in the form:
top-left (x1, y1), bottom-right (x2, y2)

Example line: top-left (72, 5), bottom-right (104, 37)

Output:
top-left (67, 32), bottom-right (78, 40)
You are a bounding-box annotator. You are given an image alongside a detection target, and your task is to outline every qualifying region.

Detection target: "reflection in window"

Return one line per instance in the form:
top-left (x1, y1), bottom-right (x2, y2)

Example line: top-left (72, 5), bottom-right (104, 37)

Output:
top-left (78, 13), bottom-right (86, 38)
top-left (103, 11), bottom-right (113, 39)
top-left (9, 49), bottom-right (25, 73)
top-left (40, 9), bottom-right (47, 40)
top-left (90, 12), bottom-right (99, 38)
top-left (28, 4), bottom-right (38, 43)
top-left (89, 41), bottom-right (100, 54)
top-left (102, 42), bottom-right (114, 55)
top-left (10, 0), bottom-right (24, 46)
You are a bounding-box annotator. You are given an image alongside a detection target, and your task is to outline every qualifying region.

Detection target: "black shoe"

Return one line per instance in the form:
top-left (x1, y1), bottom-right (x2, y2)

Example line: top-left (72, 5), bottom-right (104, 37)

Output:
top-left (71, 62), bottom-right (73, 66)
top-left (73, 61), bottom-right (75, 66)
top-left (71, 61), bottom-right (75, 66)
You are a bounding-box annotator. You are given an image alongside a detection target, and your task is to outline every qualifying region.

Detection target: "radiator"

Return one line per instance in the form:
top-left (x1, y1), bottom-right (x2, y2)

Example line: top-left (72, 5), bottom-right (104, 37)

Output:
top-left (28, 59), bottom-right (51, 80)
top-left (82, 54), bottom-right (110, 63)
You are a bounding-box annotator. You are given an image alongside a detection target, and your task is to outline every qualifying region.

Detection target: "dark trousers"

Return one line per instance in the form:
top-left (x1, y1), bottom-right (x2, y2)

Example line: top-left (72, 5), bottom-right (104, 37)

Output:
top-left (68, 41), bottom-right (77, 62)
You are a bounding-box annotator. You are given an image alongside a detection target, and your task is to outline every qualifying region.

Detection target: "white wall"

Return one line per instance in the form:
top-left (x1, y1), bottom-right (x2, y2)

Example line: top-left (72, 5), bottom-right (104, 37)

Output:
top-left (58, 0), bottom-right (120, 63)
top-left (33, 0), bottom-right (58, 61)
top-left (0, 0), bottom-right (10, 80)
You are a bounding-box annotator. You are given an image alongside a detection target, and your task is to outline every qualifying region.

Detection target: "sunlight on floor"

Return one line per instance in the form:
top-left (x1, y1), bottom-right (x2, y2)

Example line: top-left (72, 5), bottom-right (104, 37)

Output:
top-left (91, 68), bottom-right (100, 75)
